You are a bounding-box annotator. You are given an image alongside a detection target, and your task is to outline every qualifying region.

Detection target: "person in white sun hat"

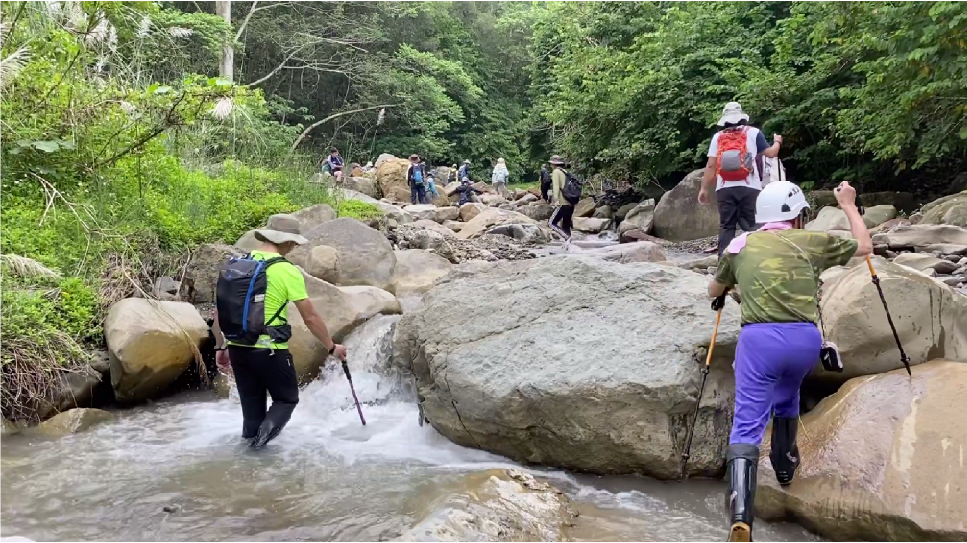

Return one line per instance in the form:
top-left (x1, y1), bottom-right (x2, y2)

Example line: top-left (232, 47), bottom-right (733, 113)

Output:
top-left (213, 214), bottom-right (347, 448)
top-left (698, 101), bottom-right (784, 256)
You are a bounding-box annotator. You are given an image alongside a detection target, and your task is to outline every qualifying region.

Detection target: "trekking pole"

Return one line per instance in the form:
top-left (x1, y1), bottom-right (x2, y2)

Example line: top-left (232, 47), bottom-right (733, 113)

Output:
top-left (341, 360), bottom-right (367, 425)
top-left (864, 256), bottom-right (912, 376)
top-left (681, 294), bottom-right (725, 479)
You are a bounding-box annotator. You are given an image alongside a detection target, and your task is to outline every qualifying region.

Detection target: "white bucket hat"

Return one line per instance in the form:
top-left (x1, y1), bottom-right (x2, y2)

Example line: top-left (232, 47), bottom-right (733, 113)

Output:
top-left (717, 101), bottom-right (750, 126)
top-left (254, 214), bottom-right (308, 246)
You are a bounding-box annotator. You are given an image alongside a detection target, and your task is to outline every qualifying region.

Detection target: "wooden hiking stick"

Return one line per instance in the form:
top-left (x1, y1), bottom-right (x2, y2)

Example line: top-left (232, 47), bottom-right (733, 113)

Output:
top-left (681, 302), bottom-right (724, 479)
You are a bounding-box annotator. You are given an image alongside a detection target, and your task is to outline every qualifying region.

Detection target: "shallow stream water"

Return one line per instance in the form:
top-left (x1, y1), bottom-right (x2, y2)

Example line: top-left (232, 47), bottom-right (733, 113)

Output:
top-left (1, 313), bottom-right (818, 542)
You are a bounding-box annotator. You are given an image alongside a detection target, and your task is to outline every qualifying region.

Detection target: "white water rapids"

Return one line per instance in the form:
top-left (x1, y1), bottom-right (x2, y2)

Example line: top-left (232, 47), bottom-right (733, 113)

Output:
top-left (1, 314), bottom-right (818, 541)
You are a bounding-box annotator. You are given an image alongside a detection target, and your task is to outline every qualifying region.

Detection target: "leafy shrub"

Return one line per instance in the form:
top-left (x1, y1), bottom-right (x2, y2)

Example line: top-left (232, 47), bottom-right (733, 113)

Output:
top-left (337, 200), bottom-right (382, 222)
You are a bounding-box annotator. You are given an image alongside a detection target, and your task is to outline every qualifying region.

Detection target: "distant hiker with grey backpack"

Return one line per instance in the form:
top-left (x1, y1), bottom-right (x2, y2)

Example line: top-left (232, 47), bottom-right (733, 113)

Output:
top-left (213, 215), bottom-right (347, 448)
top-left (548, 155), bottom-right (579, 244)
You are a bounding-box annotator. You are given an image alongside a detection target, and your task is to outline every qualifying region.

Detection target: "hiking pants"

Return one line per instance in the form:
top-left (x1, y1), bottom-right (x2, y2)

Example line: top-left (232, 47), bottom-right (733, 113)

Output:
top-left (730, 323), bottom-right (821, 445)
top-left (716, 186), bottom-right (760, 256)
top-left (411, 184), bottom-right (427, 205)
top-left (541, 181), bottom-right (551, 203)
top-left (229, 347), bottom-right (300, 440)
top-left (548, 204), bottom-right (574, 239)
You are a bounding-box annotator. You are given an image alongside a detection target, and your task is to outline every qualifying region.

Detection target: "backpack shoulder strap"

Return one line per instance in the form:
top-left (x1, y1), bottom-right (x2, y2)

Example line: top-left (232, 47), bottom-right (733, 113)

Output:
top-left (263, 256), bottom-right (288, 268)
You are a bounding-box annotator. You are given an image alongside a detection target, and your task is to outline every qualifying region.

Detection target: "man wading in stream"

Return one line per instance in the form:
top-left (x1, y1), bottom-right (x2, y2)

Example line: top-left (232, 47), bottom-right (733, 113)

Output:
top-left (707, 180), bottom-right (871, 541)
top-left (213, 216), bottom-right (347, 448)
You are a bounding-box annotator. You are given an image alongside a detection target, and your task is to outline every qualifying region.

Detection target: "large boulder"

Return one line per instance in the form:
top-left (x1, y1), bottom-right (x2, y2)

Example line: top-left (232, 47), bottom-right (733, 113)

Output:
top-left (480, 193), bottom-right (506, 207)
top-left (400, 470), bottom-right (575, 542)
top-left (572, 216), bottom-right (610, 233)
top-left (519, 202), bottom-right (554, 222)
top-left (872, 224), bottom-right (967, 250)
top-left (179, 243), bottom-right (240, 303)
top-left (34, 408), bottom-right (114, 437)
top-left (288, 218), bottom-right (397, 291)
top-left (758, 361), bottom-right (967, 541)
top-left (592, 204), bottom-right (613, 219)
top-left (435, 206), bottom-right (460, 223)
top-left (459, 203), bottom-right (486, 222)
top-left (289, 205), bottom-right (336, 232)
top-left (862, 204), bottom-right (898, 228)
top-left (378, 202), bottom-right (413, 229)
top-left (410, 219), bottom-right (457, 238)
top-left (619, 199), bottom-right (656, 235)
top-left (815, 259), bottom-right (967, 382)
top-left (288, 272), bottom-right (401, 382)
top-left (394, 256), bottom-right (741, 479)
top-left (403, 204), bottom-right (438, 222)
top-left (920, 191), bottom-right (967, 227)
top-left (892, 253), bottom-right (960, 275)
top-left (807, 205), bottom-right (897, 231)
top-left (392, 249), bottom-right (453, 295)
top-left (403, 204), bottom-right (436, 221)
top-left (105, 299), bottom-right (208, 402)
top-left (582, 241), bottom-right (667, 264)
top-left (573, 197), bottom-right (596, 218)
top-left (485, 223), bottom-right (549, 244)
top-left (342, 177), bottom-right (378, 199)
top-left (457, 208), bottom-right (537, 240)
top-left (653, 169), bottom-right (719, 241)
top-left (376, 156), bottom-right (413, 202)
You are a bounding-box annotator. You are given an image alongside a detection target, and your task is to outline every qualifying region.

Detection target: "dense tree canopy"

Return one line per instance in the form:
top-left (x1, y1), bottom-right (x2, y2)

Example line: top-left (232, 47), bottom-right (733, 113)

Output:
top-left (167, 1), bottom-right (967, 191)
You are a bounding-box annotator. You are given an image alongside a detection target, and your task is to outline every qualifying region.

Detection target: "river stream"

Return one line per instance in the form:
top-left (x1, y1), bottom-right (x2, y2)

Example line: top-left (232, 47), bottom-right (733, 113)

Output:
top-left (1, 313), bottom-right (818, 542)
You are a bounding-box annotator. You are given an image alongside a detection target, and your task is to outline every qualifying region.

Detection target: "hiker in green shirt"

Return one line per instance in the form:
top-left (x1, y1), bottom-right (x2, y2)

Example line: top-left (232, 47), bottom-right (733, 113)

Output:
top-left (213, 216), bottom-right (347, 448)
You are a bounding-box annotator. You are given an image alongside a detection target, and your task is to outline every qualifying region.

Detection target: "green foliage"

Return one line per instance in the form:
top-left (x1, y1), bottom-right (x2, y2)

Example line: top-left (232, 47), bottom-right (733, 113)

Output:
top-left (0, 1), bottom-right (341, 419)
top-left (336, 200), bottom-right (382, 221)
top-left (531, 1), bottom-right (966, 190)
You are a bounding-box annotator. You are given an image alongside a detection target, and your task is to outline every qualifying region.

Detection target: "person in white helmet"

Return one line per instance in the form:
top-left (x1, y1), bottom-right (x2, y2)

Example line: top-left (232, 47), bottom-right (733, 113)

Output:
top-left (706, 180), bottom-right (871, 542)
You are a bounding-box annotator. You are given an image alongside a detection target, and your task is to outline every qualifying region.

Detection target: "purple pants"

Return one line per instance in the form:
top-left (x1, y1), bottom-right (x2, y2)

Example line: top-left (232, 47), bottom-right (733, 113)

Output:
top-left (730, 323), bottom-right (821, 445)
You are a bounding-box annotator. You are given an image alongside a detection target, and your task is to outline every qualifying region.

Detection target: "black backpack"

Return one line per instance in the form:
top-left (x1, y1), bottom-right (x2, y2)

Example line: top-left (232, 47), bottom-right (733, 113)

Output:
top-left (216, 255), bottom-right (290, 345)
top-left (562, 170), bottom-right (584, 205)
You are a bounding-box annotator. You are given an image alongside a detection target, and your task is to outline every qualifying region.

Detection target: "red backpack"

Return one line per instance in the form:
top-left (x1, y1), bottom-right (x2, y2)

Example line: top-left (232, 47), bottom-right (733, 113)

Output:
top-left (715, 127), bottom-right (753, 183)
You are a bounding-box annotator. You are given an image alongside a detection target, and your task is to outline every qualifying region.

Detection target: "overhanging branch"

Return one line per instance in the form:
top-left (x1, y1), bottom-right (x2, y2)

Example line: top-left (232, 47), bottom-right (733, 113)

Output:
top-left (290, 104), bottom-right (399, 152)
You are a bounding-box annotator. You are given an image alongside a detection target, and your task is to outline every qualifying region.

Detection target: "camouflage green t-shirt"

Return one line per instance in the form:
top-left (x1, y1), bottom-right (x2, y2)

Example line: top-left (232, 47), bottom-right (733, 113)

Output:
top-left (714, 230), bottom-right (858, 324)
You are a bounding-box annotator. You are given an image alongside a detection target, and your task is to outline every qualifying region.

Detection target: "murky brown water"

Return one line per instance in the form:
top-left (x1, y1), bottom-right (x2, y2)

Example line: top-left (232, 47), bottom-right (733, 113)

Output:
top-left (1, 315), bottom-right (818, 542)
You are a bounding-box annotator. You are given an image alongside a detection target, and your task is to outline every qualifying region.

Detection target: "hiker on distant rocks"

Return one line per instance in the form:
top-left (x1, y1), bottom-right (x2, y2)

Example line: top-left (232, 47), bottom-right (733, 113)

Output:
top-left (447, 164), bottom-right (458, 185)
top-left (456, 176), bottom-right (483, 205)
top-left (213, 216), bottom-right (347, 448)
top-left (458, 159), bottom-right (472, 183)
top-left (540, 163), bottom-right (552, 202)
top-left (707, 180), bottom-right (871, 541)
top-left (547, 155), bottom-right (574, 243)
top-left (425, 168), bottom-right (440, 202)
top-left (320, 147), bottom-right (345, 181)
top-left (407, 154), bottom-right (429, 205)
top-left (698, 102), bottom-right (783, 256)
top-left (492, 158), bottom-right (510, 199)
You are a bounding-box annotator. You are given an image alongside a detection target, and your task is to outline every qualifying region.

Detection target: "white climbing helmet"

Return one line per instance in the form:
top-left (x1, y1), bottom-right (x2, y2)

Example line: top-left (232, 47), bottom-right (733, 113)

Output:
top-left (755, 181), bottom-right (810, 223)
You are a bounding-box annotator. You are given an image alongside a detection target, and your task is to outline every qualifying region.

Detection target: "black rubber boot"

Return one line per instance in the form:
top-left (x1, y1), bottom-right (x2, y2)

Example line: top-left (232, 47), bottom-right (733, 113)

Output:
top-left (726, 444), bottom-right (758, 542)
top-left (250, 419), bottom-right (283, 448)
top-left (769, 417), bottom-right (800, 486)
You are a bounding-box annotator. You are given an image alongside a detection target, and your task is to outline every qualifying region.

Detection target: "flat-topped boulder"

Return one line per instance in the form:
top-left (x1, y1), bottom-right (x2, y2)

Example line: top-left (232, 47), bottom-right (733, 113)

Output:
top-left (394, 256), bottom-right (741, 479)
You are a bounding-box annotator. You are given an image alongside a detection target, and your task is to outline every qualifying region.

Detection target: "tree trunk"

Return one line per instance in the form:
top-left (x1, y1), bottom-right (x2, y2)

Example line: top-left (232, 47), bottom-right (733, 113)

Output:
top-left (215, 1), bottom-right (234, 82)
